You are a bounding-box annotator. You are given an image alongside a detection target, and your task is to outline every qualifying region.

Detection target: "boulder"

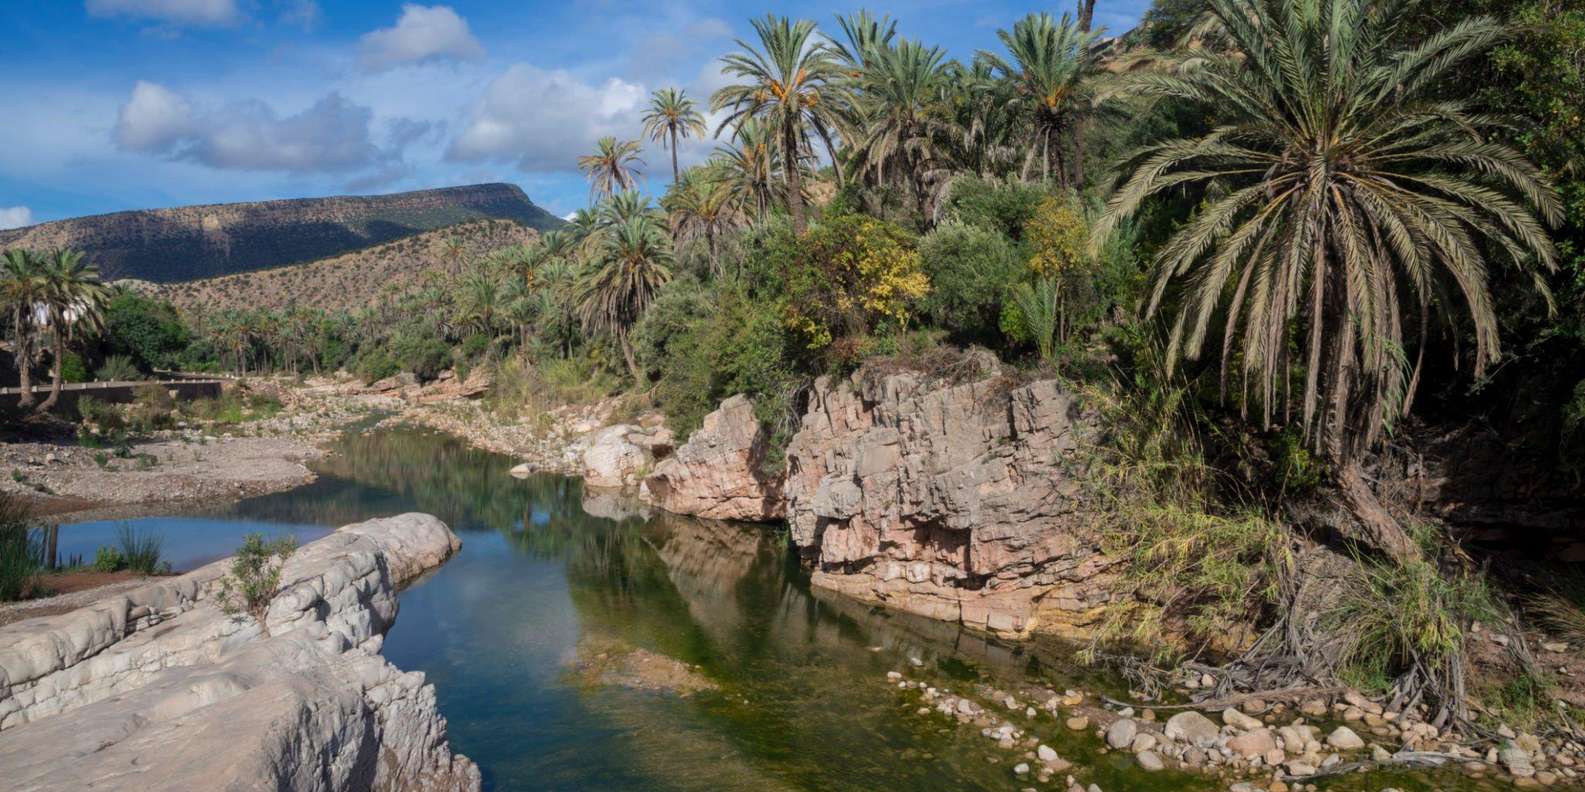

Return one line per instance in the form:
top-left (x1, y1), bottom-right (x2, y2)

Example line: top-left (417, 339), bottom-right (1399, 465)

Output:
top-left (1223, 707), bottom-right (1263, 730)
top-left (0, 514), bottom-right (478, 792)
top-left (784, 362), bottom-right (1113, 638)
top-left (583, 424), bottom-right (673, 489)
top-left (1106, 718), bottom-right (1138, 749)
top-left (640, 395), bottom-right (785, 522)
top-left (1136, 750), bottom-right (1165, 772)
top-left (1326, 726), bottom-right (1365, 750)
top-left (1228, 728), bottom-right (1277, 759)
top-left (1165, 711), bottom-right (1221, 747)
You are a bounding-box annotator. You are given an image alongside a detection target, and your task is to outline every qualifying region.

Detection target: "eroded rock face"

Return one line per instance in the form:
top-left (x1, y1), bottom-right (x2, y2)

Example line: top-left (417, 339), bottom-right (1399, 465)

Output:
top-left (640, 395), bottom-right (785, 522)
top-left (784, 366), bottom-right (1115, 638)
top-left (0, 513), bottom-right (479, 792)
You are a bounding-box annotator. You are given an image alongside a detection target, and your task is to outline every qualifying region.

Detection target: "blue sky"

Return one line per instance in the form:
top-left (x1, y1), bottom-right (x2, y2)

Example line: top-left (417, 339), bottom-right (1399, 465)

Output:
top-left (0, 1), bottom-right (1151, 228)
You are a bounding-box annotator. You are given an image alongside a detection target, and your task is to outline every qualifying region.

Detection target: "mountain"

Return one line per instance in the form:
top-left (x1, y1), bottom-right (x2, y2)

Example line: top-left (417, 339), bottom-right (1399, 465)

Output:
top-left (0, 183), bottom-right (563, 283)
top-left (157, 218), bottom-right (537, 315)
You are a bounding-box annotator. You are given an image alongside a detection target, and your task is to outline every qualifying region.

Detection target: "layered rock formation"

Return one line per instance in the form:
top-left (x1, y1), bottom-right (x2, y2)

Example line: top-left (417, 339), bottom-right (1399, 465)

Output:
top-left (0, 183), bottom-right (561, 283)
top-left (0, 513), bottom-right (479, 792)
top-left (640, 395), bottom-right (785, 522)
top-left (783, 365), bottom-right (1115, 638)
top-left (581, 424), bottom-right (674, 489)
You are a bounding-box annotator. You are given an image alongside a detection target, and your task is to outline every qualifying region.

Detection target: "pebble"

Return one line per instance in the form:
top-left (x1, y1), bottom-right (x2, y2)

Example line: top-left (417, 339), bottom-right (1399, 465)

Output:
top-left (1013, 762), bottom-right (1029, 775)
top-left (1066, 716), bottom-right (1090, 731)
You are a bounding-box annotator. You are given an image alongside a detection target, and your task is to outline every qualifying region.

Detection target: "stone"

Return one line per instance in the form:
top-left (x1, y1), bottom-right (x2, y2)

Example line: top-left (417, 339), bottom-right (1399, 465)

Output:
top-left (1014, 762), bottom-right (1030, 775)
top-left (1285, 761), bottom-right (1317, 777)
top-left (0, 514), bottom-right (478, 791)
top-left (1503, 745), bottom-right (1537, 777)
top-left (1299, 700), bottom-right (1328, 717)
top-left (1165, 711), bottom-right (1221, 747)
top-left (1038, 744), bottom-right (1060, 763)
top-left (1326, 726), bottom-right (1365, 750)
top-left (1106, 718), bottom-right (1138, 749)
top-left (1066, 716), bottom-right (1090, 731)
top-left (1228, 728), bottom-right (1278, 758)
top-left (1130, 733), bottom-right (1157, 753)
top-left (1136, 750), bottom-right (1165, 771)
top-left (640, 395), bottom-right (785, 521)
top-left (784, 363), bottom-right (1111, 639)
top-left (1224, 707), bottom-right (1264, 730)
top-left (1543, 641), bottom-right (1569, 653)
top-left (583, 425), bottom-right (671, 489)
top-left (508, 462), bottom-right (533, 478)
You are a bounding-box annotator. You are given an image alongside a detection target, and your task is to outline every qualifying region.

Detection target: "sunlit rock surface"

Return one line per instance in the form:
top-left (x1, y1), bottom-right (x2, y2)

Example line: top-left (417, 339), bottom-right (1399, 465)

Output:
top-left (784, 362), bottom-right (1116, 638)
top-left (641, 395), bottom-right (785, 522)
top-left (0, 513), bottom-right (479, 792)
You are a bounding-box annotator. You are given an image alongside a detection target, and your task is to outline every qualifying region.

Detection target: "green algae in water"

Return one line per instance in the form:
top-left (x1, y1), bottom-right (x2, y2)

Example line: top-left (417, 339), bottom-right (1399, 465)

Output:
top-left (64, 426), bottom-right (1514, 791)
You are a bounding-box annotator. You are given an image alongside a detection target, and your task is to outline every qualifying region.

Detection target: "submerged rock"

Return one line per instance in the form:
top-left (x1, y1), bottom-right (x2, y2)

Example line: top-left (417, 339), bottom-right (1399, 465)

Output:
top-left (0, 513), bottom-right (478, 792)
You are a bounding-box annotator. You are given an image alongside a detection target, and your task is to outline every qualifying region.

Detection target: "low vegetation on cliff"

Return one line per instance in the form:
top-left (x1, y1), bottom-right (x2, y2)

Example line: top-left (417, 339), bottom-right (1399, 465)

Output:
top-left (5, 0), bottom-right (1585, 744)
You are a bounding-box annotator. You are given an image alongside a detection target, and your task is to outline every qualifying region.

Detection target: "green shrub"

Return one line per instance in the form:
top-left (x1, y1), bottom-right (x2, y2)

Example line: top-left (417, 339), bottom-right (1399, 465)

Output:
top-left (941, 177), bottom-right (1055, 241)
top-left (95, 354), bottom-right (142, 382)
top-left (61, 352), bottom-right (89, 384)
top-left (778, 213), bottom-right (930, 354)
top-left (115, 524), bottom-right (164, 574)
top-left (126, 384), bottom-right (175, 432)
top-left (390, 332), bottom-right (450, 380)
top-left (218, 533), bottom-right (298, 635)
top-left (918, 222), bottom-right (1023, 343)
top-left (77, 396), bottom-right (124, 430)
top-left (102, 291), bottom-right (190, 371)
top-left (354, 349), bottom-right (400, 383)
top-left (0, 494), bottom-right (42, 601)
top-left (93, 545), bottom-right (125, 572)
top-left (459, 333), bottom-right (490, 361)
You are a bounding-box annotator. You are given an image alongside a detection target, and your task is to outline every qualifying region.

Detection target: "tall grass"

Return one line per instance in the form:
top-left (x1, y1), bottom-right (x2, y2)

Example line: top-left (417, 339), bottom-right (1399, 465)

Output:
top-left (115, 523), bottom-right (164, 575)
top-left (0, 493), bottom-right (44, 601)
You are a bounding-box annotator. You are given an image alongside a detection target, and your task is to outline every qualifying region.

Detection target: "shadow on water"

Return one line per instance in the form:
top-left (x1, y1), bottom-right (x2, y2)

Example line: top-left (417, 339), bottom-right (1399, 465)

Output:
top-left (59, 425), bottom-right (1500, 791)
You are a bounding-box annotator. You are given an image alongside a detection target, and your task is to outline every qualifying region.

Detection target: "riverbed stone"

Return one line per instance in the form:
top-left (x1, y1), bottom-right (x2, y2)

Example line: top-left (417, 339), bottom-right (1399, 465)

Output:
top-left (1166, 711), bottom-right (1221, 746)
top-left (1136, 750), bottom-right (1165, 771)
top-left (1229, 728), bottom-right (1277, 758)
top-left (1106, 718), bottom-right (1138, 749)
top-left (1326, 726), bottom-right (1365, 750)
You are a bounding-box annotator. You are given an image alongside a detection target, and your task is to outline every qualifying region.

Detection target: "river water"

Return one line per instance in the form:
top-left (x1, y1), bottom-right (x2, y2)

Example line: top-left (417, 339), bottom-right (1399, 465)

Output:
top-left (56, 426), bottom-right (1497, 791)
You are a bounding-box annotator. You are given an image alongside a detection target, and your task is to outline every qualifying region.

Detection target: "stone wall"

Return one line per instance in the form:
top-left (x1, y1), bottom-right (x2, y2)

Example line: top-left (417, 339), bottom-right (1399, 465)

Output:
top-left (783, 366), bottom-right (1117, 638)
top-left (0, 513), bottom-right (480, 792)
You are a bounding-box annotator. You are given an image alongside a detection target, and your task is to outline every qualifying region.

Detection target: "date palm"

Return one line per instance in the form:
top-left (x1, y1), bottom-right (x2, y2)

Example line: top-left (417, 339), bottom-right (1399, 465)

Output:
top-left (575, 215), bottom-right (673, 383)
top-left (713, 119), bottom-right (781, 218)
top-left (712, 15), bottom-right (852, 234)
top-left (980, 12), bottom-right (1105, 187)
top-left (577, 137), bottom-right (645, 201)
top-left (641, 88), bottom-right (708, 185)
top-left (850, 38), bottom-right (950, 219)
top-left (35, 249), bottom-right (107, 412)
top-left (0, 250), bottom-right (45, 408)
top-left (1096, 0), bottom-right (1561, 562)
top-left (662, 167), bottom-right (742, 273)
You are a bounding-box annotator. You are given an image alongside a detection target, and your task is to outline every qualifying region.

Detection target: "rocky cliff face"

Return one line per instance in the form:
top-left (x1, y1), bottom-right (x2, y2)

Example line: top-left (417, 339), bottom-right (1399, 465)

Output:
top-left (783, 364), bottom-right (1116, 638)
top-left (640, 395), bottom-right (785, 522)
top-left (0, 513), bottom-right (479, 792)
top-left (0, 183), bottom-right (562, 283)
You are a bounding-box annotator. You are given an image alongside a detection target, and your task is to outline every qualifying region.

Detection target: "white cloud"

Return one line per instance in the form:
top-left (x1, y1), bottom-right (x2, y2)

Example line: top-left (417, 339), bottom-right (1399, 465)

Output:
top-left (447, 64), bottom-right (646, 173)
top-left (85, 0), bottom-right (243, 27)
top-left (113, 81), bottom-right (409, 174)
top-left (0, 207), bottom-right (34, 230)
top-left (114, 81), bottom-right (194, 151)
top-left (359, 5), bottom-right (484, 71)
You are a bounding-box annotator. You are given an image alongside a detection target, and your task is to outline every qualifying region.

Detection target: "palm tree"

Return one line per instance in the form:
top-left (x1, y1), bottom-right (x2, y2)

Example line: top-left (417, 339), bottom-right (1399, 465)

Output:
top-left (577, 137), bottom-right (645, 200)
top-left (35, 249), bottom-right (108, 412)
top-left (456, 269), bottom-right (504, 339)
top-left (1095, 0), bottom-right (1561, 562)
top-left (712, 15), bottom-right (852, 234)
top-left (939, 58), bottom-right (1021, 180)
top-left (575, 215), bottom-right (674, 382)
top-left (850, 38), bottom-right (950, 219)
top-left (980, 12), bottom-right (1105, 187)
top-left (663, 168), bottom-right (742, 272)
top-left (713, 119), bottom-right (781, 218)
top-left (641, 88), bottom-right (709, 185)
top-left (0, 250), bottom-right (45, 408)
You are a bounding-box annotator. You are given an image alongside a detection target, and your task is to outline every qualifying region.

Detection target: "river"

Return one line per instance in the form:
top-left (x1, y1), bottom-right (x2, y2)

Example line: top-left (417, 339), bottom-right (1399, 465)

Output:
top-left (55, 425), bottom-right (1498, 791)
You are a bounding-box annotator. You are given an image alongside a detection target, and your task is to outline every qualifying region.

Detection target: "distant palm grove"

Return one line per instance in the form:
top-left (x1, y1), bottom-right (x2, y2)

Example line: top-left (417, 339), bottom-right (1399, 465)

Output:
top-left (6, 0), bottom-right (1585, 696)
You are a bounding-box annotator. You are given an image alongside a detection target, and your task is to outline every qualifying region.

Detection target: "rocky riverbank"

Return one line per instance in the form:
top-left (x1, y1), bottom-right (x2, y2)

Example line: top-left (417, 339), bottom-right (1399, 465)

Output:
top-left (0, 513), bottom-right (479, 792)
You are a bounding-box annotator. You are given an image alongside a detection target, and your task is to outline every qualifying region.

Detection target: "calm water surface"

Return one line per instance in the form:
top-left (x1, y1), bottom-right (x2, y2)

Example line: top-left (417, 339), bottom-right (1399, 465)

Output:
top-left (57, 426), bottom-right (1495, 792)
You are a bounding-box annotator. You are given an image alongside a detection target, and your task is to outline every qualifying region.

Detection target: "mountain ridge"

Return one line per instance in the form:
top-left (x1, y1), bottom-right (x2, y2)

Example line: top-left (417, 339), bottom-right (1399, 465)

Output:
top-left (0, 183), bottom-right (562, 284)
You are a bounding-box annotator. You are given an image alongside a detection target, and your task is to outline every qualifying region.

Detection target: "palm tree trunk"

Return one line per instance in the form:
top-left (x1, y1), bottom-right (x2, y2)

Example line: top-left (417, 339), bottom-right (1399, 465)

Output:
top-left (36, 330), bottom-right (64, 412)
top-left (618, 328), bottom-right (642, 385)
top-left (1078, 0), bottom-right (1097, 31)
top-left (671, 128), bottom-right (681, 185)
top-left (783, 120), bottom-right (807, 234)
top-left (1319, 259), bottom-right (1420, 564)
top-left (13, 307), bottom-right (34, 409)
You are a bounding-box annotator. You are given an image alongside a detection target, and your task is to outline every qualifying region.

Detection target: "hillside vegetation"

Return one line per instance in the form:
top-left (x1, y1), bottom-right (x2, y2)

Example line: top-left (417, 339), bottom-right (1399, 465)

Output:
top-left (0, 183), bottom-right (562, 283)
top-left (156, 219), bottom-right (539, 315)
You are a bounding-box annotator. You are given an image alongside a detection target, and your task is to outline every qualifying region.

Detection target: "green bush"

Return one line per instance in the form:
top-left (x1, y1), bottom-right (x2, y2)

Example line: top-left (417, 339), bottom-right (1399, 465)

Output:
top-left (919, 221), bottom-right (1023, 343)
top-left (941, 177), bottom-right (1054, 241)
top-left (93, 545), bottom-right (125, 573)
top-left (390, 331), bottom-right (450, 380)
top-left (354, 349), bottom-right (400, 383)
top-left (77, 396), bottom-right (124, 430)
top-left (218, 533), bottom-right (297, 635)
top-left (460, 333), bottom-right (490, 360)
top-left (61, 352), bottom-right (89, 384)
top-left (101, 291), bottom-right (190, 371)
top-left (126, 384), bottom-right (175, 432)
top-left (95, 354), bottom-right (142, 382)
